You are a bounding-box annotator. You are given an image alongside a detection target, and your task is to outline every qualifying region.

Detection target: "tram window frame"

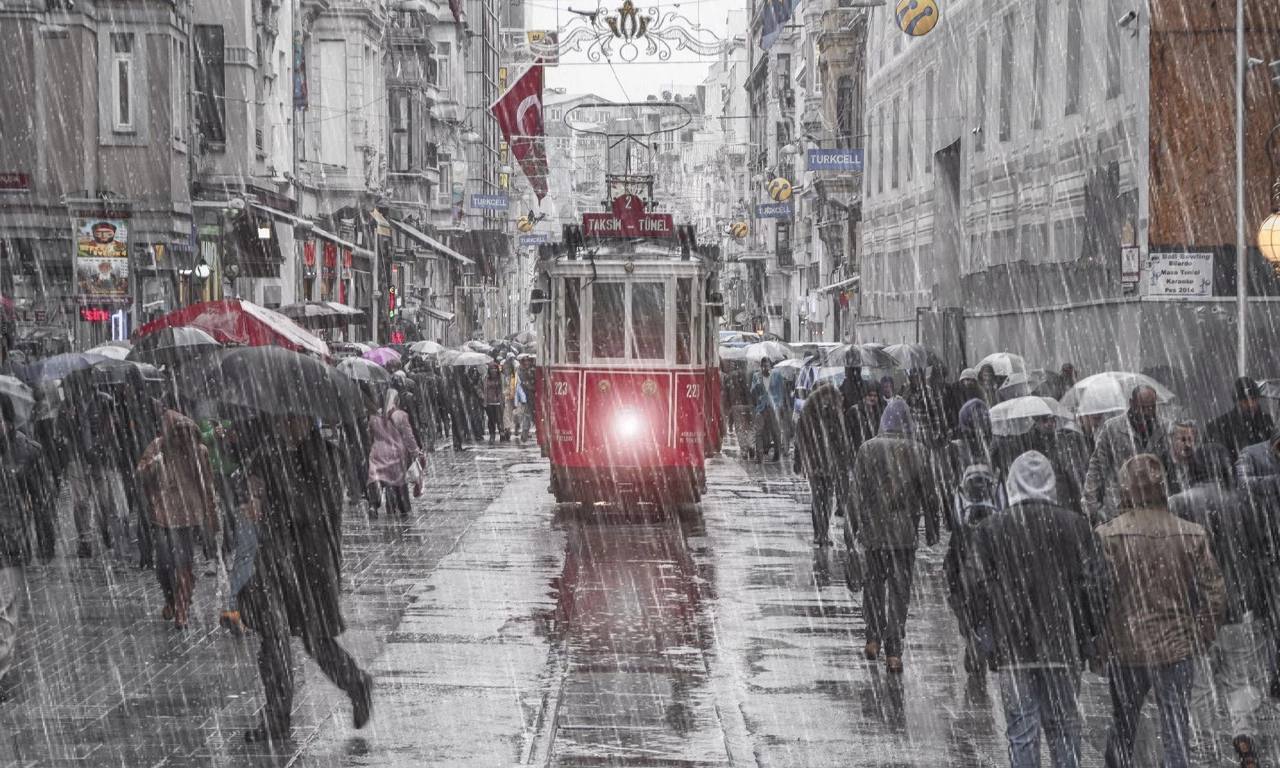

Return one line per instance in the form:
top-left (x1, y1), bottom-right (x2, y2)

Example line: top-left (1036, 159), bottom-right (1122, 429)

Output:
top-left (563, 277), bottom-right (581, 364)
top-left (630, 281), bottom-right (667, 360)
top-left (676, 278), bottom-right (692, 365)
top-left (591, 282), bottom-right (627, 360)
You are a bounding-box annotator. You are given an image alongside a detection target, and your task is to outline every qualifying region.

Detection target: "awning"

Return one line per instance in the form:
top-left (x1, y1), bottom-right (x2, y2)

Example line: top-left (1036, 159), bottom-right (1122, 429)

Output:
top-left (309, 225), bottom-right (374, 259)
top-left (392, 219), bottom-right (475, 266)
top-left (818, 275), bottom-right (860, 293)
top-left (419, 306), bottom-right (456, 322)
top-left (370, 209), bottom-right (392, 237)
top-left (251, 203), bottom-right (302, 226)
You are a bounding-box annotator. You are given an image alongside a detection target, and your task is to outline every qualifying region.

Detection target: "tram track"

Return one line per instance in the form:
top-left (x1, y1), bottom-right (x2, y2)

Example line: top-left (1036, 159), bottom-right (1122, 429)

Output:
top-left (523, 502), bottom-right (738, 768)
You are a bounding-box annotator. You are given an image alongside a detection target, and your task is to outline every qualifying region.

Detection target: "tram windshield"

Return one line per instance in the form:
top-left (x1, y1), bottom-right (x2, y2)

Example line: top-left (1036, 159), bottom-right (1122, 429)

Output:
top-left (552, 275), bottom-right (703, 366)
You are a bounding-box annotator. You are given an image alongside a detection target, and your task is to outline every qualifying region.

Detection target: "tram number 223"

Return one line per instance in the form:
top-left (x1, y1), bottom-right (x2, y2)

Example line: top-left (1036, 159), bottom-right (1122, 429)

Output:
top-left (685, 384), bottom-right (700, 398)
top-left (553, 381), bottom-right (570, 396)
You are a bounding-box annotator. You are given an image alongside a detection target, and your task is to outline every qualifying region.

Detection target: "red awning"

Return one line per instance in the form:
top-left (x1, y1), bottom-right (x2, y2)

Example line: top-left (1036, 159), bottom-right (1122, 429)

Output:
top-left (135, 300), bottom-right (331, 360)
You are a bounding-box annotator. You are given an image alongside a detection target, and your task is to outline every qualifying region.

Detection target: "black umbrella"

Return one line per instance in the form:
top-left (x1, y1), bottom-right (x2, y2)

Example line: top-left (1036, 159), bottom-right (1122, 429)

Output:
top-left (882, 343), bottom-right (945, 372)
top-left (17, 352), bottom-right (110, 384)
top-left (128, 326), bottom-right (222, 366)
top-left (820, 344), bottom-right (898, 369)
top-left (63, 358), bottom-right (164, 390)
top-left (212, 346), bottom-right (360, 425)
top-left (0, 376), bottom-right (35, 427)
top-left (277, 301), bottom-right (367, 329)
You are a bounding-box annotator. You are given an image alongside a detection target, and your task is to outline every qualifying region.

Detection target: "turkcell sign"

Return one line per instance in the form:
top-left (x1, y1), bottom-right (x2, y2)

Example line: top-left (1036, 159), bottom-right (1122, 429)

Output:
top-left (806, 148), bottom-right (864, 171)
top-left (470, 194), bottom-right (509, 211)
top-left (518, 233), bottom-right (550, 246)
top-left (755, 202), bottom-right (794, 219)
top-left (582, 213), bottom-right (675, 237)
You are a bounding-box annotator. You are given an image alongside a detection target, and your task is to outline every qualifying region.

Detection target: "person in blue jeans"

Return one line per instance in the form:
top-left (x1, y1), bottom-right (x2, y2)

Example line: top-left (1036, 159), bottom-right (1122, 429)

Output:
top-left (965, 451), bottom-right (1108, 767)
top-left (199, 418), bottom-right (260, 634)
top-left (1095, 454), bottom-right (1224, 768)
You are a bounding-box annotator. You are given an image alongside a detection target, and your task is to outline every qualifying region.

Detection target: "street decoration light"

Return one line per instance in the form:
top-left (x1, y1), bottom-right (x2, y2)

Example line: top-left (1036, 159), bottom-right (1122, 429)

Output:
top-left (895, 0), bottom-right (940, 36)
top-left (729, 221), bottom-right (749, 239)
top-left (555, 0), bottom-right (728, 62)
top-left (767, 177), bottom-right (793, 202)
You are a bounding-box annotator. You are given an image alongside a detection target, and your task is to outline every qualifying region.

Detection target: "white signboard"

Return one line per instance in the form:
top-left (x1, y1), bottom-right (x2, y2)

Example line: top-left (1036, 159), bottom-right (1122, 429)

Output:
top-left (1145, 252), bottom-right (1213, 297)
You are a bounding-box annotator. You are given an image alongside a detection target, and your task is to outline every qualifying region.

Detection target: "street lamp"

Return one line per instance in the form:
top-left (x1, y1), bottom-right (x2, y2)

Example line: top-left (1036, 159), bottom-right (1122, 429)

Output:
top-left (462, 128), bottom-right (481, 144)
top-left (1259, 182), bottom-right (1280, 273)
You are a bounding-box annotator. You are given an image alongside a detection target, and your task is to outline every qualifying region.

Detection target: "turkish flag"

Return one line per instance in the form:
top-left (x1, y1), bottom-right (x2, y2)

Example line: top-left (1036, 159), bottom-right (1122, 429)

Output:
top-left (490, 64), bottom-right (549, 201)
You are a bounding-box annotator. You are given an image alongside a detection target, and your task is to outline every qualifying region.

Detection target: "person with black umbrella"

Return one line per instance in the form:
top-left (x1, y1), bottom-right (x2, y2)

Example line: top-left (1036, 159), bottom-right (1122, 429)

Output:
top-left (1208, 377), bottom-right (1275, 463)
top-left (0, 397), bottom-right (44, 693)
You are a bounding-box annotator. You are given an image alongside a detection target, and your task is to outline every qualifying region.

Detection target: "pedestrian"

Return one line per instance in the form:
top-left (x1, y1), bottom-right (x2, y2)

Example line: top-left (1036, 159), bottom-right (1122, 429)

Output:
top-left (1096, 453), bottom-right (1225, 768)
top-left (955, 368), bottom-right (983, 409)
top-left (1169, 445), bottom-right (1268, 766)
top-left (846, 387), bottom-right (885, 453)
top-left (1232, 424), bottom-right (1280, 703)
top-left (239, 415), bottom-right (373, 744)
top-left (839, 365), bottom-right (864, 417)
top-left (751, 358), bottom-right (781, 463)
top-left (1043, 363), bottom-right (1078, 401)
top-left (135, 409), bottom-right (220, 630)
top-left (27, 383), bottom-right (67, 562)
top-left (1082, 385), bottom-right (1173, 525)
top-left (1163, 420), bottom-right (1199, 496)
top-left (1208, 377), bottom-right (1274, 463)
top-left (793, 381), bottom-right (848, 546)
top-left (965, 451), bottom-right (1108, 768)
top-left (199, 417), bottom-right (259, 635)
top-left (483, 362), bottom-right (504, 443)
top-left (115, 375), bottom-right (163, 569)
top-left (977, 363), bottom-right (1000, 404)
top-left (0, 398), bottom-right (46, 690)
top-left (516, 356), bottom-right (538, 443)
top-left (365, 387), bottom-right (421, 519)
top-left (725, 362), bottom-right (755, 459)
top-left (465, 365), bottom-right (486, 440)
top-left (502, 354), bottom-right (518, 441)
top-left (879, 375), bottom-right (896, 402)
top-left (65, 383), bottom-right (123, 559)
top-left (849, 396), bottom-right (941, 672)
top-left (991, 414), bottom-right (1091, 516)
top-left (947, 398), bottom-right (994, 483)
top-left (771, 363), bottom-right (796, 457)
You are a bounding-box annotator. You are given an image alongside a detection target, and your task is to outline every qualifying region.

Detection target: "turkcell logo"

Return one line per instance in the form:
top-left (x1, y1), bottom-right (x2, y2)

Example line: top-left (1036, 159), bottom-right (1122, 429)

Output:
top-left (518, 233), bottom-right (549, 246)
top-left (806, 148), bottom-right (864, 171)
top-left (755, 202), bottom-right (794, 219)
top-left (470, 194), bottom-right (509, 211)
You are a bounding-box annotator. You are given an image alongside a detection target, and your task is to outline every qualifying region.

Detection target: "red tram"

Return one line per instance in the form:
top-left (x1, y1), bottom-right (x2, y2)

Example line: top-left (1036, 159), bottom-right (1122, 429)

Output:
top-left (532, 188), bottom-right (722, 506)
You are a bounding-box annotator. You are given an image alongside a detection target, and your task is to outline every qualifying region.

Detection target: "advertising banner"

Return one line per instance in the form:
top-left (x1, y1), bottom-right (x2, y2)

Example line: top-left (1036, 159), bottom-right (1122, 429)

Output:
top-left (806, 148), bottom-right (863, 171)
top-left (74, 217), bottom-right (130, 298)
top-left (1145, 252), bottom-right (1213, 297)
top-left (755, 202), bottom-right (794, 219)
top-left (518, 233), bottom-right (550, 246)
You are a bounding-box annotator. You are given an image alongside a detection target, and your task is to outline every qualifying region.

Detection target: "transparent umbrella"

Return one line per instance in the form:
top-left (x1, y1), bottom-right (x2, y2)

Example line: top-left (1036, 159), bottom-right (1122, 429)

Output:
top-left (443, 351), bottom-right (493, 367)
top-left (990, 396), bottom-right (1060, 437)
top-left (85, 344), bottom-right (131, 361)
top-left (1060, 372), bottom-right (1176, 416)
top-left (337, 357), bottom-right (394, 387)
top-left (742, 341), bottom-right (792, 363)
top-left (977, 352), bottom-right (1028, 378)
top-left (409, 340), bottom-right (446, 355)
top-left (820, 344), bottom-right (899, 369)
top-left (882, 343), bottom-right (944, 371)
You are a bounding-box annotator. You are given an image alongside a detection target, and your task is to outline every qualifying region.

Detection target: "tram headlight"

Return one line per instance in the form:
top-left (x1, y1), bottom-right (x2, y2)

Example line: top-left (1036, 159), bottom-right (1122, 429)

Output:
top-left (614, 410), bottom-right (642, 439)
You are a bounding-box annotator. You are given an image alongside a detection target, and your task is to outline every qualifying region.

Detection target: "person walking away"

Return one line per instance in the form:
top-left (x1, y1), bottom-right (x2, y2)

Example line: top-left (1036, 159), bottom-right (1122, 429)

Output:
top-left (846, 387), bottom-right (885, 453)
top-left (838, 365), bottom-right (864, 425)
top-left (238, 415), bottom-right (373, 744)
top-left (1096, 454), bottom-right (1225, 768)
top-left (407, 359), bottom-right (438, 452)
top-left (965, 451), bottom-right (1108, 768)
top-left (1082, 385), bottom-right (1173, 525)
top-left (849, 397), bottom-right (941, 672)
top-left (726, 363), bottom-right (755, 459)
top-left (199, 418), bottom-right (259, 635)
top-left (516, 356), bottom-right (538, 443)
top-left (770, 363), bottom-right (795, 458)
top-left (992, 414), bottom-right (1091, 516)
top-left (1235, 425), bottom-right (1280, 703)
top-left (27, 384), bottom-right (67, 562)
top-left (66, 385), bottom-right (123, 559)
top-left (135, 410), bottom-right (220, 630)
top-left (794, 381), bottom-right (848, 546)
top-left (115, 376), bottom-right (163, 569)
top-left (1170, 445), bottom-right (1269, 766)
top-left (483, 362), bottom-right (504, 443)
top-left (1209, 377), bottom-right (1274, 463)
top-left (366, 388), bottom-right (421, 519)
top-left (466, 366), bottom-right (486, 440)
top-left (751, 358), bottom-right (781, 463)
top-left (0, 400), bottom-right (46, 690)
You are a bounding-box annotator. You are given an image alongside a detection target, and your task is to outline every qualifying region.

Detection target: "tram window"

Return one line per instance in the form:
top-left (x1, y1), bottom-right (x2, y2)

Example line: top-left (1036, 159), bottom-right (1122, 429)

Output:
top-left (632, 282), bottom-right (666, 360)
top-left (564, 277), bottom-right (581, 363)
top-left (676, 278), bottom-right (692, 365)
top-left (592, 282), bottom-right (626, 359)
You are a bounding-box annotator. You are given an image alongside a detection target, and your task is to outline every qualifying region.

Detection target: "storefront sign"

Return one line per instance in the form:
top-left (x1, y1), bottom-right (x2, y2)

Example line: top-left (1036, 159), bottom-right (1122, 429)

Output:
top-left (806, 149), bottom-right (863, 171)
top-left (74, 216), bottom-right (130, 298)
top-left (0, 173), bottom-right (30, 192)
top-left (582, 213), bottom-right (675, 237)
top-left (470, 194), bottom-right (510, 211)
top-left (755, 202), bottom-right (794, 219)
top-left (519, 233), bottom-right (550, 246)
top-left (79, 307), bottom-right (111, 323)
top-left (1145, 252), bottom-right (1213, 297)
top-left (1121, 245), bottom-right (1140, 295)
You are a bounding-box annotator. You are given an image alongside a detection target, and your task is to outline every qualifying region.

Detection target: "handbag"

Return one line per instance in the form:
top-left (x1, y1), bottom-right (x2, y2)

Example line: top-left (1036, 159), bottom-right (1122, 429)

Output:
top-left (844, 535), bottom-right (865, 592)
top-left (405, 457), bottom-right (422, 487)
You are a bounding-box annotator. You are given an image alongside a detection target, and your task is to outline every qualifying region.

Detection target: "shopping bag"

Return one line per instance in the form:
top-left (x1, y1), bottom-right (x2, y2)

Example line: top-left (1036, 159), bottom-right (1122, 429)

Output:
top-left (405, 457), bottom-right (422, 487)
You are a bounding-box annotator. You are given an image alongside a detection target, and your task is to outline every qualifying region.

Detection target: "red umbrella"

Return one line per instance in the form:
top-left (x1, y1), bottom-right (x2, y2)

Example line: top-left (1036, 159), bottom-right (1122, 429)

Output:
top-left (134, 300), bottom-right (331, 360)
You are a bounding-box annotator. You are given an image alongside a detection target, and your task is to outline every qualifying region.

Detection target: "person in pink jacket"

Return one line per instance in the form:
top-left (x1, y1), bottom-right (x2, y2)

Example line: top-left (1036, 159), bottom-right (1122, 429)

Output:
top-left (365, 388), bottom-right (421, 519)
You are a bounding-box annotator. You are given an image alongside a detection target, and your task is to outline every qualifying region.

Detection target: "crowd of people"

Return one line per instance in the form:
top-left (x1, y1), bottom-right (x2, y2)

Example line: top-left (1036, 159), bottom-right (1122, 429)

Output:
top-left (0, 341), bottom-right (541, 748)
top-left (758, 356), bottom-right (1280, 768)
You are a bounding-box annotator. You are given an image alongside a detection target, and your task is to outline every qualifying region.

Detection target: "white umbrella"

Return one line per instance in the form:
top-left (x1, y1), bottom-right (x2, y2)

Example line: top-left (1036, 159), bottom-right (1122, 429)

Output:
top-left (977, 352), bottom-right (1028, 378)
top-left (990, 396), bottom-right (1056, 437)
top-left (85, 344), bottom-right (131, 361)
top-left (1060, 372), bottom-right (1176, 417)
top-left (742, 341), bottom-right (793, 363)
top-left (409, 340), bottom-right (446, 355)
top-left (718, 346), bottom-right (747, 361)
top-left (774, 357), bottom-right (808, 371)
top-left (443, 351), bottom-right (493, 367)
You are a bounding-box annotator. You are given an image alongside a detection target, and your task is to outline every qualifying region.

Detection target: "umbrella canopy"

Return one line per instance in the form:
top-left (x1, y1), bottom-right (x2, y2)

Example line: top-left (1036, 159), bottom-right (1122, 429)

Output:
top-left (127, 326), bottom-right (222, 366)
top-left (276, 301), bottom-right (367, 329)
top-left (718, 346), bottom-right (747, 361)
top-left (84, 344), bottom-right (132, 361)
top-left (977, 352), bottom-right (1028, 378)
top-left (337, 356), bottom-right (394, 387)
top-left (990, 396), bottom-right (1057, 437)
top-left (490, 340), bottom-right (524, 358)
top-left (1060, 372), bottom-right (1177, 417)
top-left (409, 340), bottom-right (446, 355)
top-left (774, 357), bottom-right (808, 371)
top-left (882, 343), bottom-right (945, 371)
top-left (363, 347), bottom-right (402, 366)
top-left (742, 341), bottom-right (793, 363)
top-left (330, 342), bottom-right (373, 360)
top-left (0, 376), bottom-right (35, 428)
top-left (443, 351), bottom-right (494, 367)
top-left (508, 329), bottom-right (538, 345)
top-left (718, 330), bottom-right (760, 345)
top-left (63, 358), bottom-right (163, 390)
top-left (197, 346), bottom-right (360, 425)
top-left (17, 352), bottom-right (110, 384)
top-left (463, 340), bottom-right (493, 354)
top-left (998, 369), bottom-right (1064, 400)
top-left (134, 299), bottom-right (330, 360)
top-left (820, 343), bottom-right (899, 369)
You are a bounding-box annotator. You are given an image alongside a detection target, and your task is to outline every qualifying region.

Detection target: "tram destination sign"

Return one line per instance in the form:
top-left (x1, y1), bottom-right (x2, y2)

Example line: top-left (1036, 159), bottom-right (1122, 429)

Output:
top-left (582, 212), bottom-right (675, 237)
